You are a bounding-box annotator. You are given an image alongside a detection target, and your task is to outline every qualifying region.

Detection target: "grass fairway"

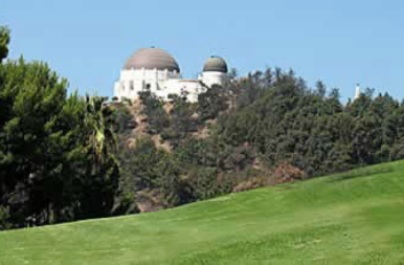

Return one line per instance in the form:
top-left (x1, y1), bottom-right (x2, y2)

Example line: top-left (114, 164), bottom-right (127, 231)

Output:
top-left (1, 161), bottom-right (404, 264)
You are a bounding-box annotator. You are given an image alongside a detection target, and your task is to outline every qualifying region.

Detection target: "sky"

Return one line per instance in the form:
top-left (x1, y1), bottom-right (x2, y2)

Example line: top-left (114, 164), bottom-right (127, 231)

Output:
top-left (1, 0), bottom-right (404, 101)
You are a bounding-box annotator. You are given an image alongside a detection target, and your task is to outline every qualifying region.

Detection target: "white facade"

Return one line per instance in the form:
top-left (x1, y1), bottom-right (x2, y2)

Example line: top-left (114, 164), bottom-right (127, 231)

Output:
top-left (113, 68), bottom-right (184, 101)
top-left (198, 71), bottom-right (227, 88)
top-left (113, 48), bottom-right (228, 103)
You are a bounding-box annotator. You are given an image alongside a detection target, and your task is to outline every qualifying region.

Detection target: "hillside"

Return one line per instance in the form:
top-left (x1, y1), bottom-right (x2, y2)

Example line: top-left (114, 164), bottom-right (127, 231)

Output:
top-left (1, 161), bottom-right (404, 264)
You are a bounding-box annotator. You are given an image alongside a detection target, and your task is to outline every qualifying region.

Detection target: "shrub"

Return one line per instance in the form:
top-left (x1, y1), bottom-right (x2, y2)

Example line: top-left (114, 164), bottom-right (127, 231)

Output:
top-left (273, 161), bottom-right (307, 182)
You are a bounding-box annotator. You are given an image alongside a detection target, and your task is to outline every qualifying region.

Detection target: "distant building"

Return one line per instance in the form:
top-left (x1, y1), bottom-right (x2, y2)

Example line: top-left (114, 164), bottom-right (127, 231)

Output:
top-left (114, 48), bottom-right (228, 102)
top-left (355, 83), bottom-right (361, 100)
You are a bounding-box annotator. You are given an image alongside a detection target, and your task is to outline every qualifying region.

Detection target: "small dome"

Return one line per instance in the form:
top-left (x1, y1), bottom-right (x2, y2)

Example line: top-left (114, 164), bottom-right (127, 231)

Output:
top-left (203, 56), bottom-right (228, 73)
top-left (124, 48), bottom-right (180, 72)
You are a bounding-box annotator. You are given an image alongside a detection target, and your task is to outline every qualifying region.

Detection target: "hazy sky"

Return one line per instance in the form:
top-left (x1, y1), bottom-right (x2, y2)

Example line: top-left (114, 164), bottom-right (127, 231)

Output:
top-left (2, 0), bottom-right (403, 101)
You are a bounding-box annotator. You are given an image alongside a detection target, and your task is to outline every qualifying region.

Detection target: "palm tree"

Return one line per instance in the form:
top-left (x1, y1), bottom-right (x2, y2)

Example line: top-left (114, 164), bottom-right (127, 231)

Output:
top-left (79, 95), bottom-right (119, 218)
top-left (84, 95), bottom-right (116, 167)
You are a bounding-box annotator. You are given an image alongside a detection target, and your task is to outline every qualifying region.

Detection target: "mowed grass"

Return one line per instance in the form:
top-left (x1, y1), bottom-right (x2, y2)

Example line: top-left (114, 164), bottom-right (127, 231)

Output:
top-left (1, 161), bottom-right (404, 264)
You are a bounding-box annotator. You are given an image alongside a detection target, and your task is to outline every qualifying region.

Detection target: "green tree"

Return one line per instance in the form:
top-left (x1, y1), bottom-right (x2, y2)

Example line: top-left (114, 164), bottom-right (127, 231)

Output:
top-left (198, 85), bottom-right (228, 121)
top-left (0, 28), bottom-right (119, 228)
top-left (0, 26), bottom-right (9, 62)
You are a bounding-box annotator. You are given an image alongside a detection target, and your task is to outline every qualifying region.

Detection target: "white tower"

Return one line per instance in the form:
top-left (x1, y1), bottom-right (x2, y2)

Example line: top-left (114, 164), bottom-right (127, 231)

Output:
top-left (199, 56), bottom-right (228, 88)
top-left (355, 83), bottom-right (361, 100)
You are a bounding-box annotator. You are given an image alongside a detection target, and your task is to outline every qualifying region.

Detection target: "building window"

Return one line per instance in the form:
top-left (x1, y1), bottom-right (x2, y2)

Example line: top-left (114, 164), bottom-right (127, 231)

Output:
top-left (146, 83), bottom-right (151, 90)
top-left (130, 81), bottom-right (134, 91)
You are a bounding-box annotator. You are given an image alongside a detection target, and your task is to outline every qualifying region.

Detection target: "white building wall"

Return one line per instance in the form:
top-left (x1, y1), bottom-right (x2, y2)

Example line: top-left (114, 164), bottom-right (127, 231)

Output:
top-left (114, 68), bottom-right (181, 100)
top-left (199, 71), bottom-right (227, 88)
top-left (159, 80), bottom-right (206, 103)
top-left (114, 68), bottom-right (226, 103)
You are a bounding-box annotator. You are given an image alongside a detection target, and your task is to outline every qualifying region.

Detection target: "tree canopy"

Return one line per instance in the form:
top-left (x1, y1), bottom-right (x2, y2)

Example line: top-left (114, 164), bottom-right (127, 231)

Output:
top-left (0, 27), bottom-right (119, 229)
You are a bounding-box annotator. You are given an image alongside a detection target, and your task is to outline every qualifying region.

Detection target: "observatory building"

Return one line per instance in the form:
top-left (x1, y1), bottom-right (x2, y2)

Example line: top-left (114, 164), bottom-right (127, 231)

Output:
top-left (113, 48), bottom-right (228, 103)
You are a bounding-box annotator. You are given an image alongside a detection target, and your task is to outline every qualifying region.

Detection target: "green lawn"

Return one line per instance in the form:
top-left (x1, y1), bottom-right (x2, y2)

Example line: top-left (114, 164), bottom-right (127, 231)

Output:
top-left (1, 161), bottom-right (404, 264)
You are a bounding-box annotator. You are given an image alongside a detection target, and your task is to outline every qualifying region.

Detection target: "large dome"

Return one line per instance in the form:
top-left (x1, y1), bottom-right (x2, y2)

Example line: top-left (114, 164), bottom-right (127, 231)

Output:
top-left (124, 48), bottom-right (180, 72)
top-left (203, 56), bottom-right (228, 73)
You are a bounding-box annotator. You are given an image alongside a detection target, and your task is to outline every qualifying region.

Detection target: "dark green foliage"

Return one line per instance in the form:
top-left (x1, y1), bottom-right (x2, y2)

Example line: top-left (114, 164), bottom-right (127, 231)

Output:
top-left (115, 137), bottom-right (182, 210)
top-left (185, 167), bottom-right (218, 200)
top-left (118, 68), bottom-right (404, 212)
top-left (215, 69), bottom-right (404, 177)
top-left (0, 30), bottom-right (119, 229)
top-left (175, 138), bottom-right (217, 167)
top-left (0, 26), bottom-right (9, 62)
top-left (110, 104), bottom-right (135, 135)
top-left (139, 91), bottom-right (169, 134)
top-left (197, 85), bottom-right (228, 121)
top-left (161, 96), bottom-right (199, 147)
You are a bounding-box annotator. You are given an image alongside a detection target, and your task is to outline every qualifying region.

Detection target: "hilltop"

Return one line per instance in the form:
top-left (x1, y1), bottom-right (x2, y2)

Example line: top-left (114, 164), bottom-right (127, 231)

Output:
top-left (1, 160), bottom-right (404, 264)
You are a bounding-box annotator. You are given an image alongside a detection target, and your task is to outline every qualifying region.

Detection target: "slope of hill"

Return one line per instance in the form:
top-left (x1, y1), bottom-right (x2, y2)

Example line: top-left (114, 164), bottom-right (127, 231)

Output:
top-left (1, 161), bottom-right (404, 264)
